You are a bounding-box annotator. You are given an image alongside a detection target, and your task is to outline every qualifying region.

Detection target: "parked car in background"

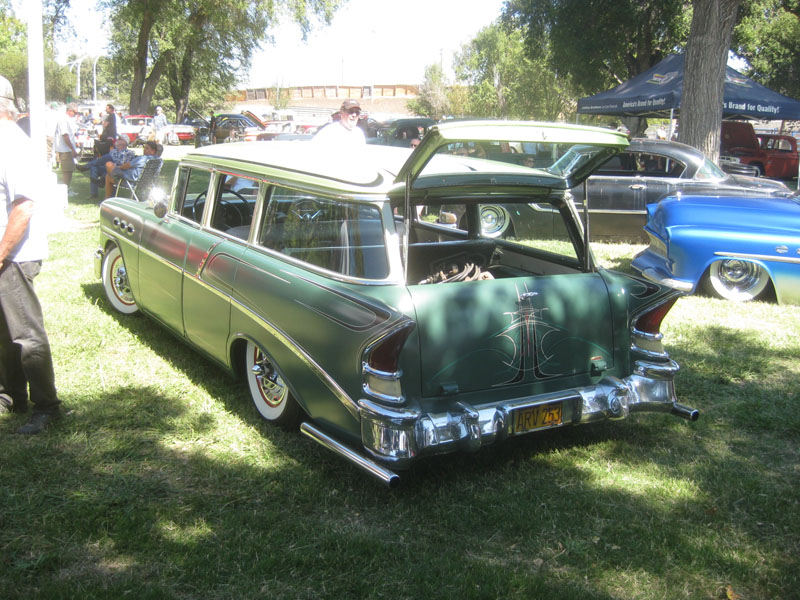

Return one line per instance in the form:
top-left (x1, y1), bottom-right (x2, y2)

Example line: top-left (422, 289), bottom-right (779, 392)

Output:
top-left (94, 120), bottom-right (698, 485)
top-left (368, 117), bottom-right (436, 147)
top-left (164, 122), bottom-right (195, 144)
top-left (457, 138), bottom-right (794, 242)
top-left (720, 120), bottom-right (799, 179)
top-left (632, 194), bottom-right (800, 304)
top-left (118, 114), bottom-right (152, 145)
top-left (194, 112), bottom-right (271, 145)
top-left (577, 138), bottom-right (795, 241)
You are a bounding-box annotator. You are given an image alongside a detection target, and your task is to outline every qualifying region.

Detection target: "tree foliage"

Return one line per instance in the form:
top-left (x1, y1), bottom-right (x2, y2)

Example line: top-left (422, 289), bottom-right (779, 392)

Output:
top-left (453, 23), bottom-right (572, 120)
top-left (0, 0), bottom-right (78, 108)
top-left (407, 64), bottom-right (451, 120)
top-left (101, 0), bottom-right (342, 121)
top-left (733, 0), bottom-right (800, 99)
top-left (503, 0), bottom-right (691, 96)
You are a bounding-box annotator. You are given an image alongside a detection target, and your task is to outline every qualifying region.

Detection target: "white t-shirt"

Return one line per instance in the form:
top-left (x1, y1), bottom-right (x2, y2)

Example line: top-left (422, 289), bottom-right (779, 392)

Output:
top-left (312, 121), bottom-right (366, 146)
top-left (0, 119), bottom-right (48, 262)
top-left (53, 111), bottom-right (76, 153)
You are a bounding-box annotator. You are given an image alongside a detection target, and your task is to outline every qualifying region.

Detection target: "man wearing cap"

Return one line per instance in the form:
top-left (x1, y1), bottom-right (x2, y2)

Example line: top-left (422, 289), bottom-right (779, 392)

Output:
top-left (53, 102), bottom-right (80, 196)
top-left (0, 75), bottom-right (62, 434)
top-left (312, 99), bottom-right (366, 146)
top-left (76, 135), bottom-right (136, 199)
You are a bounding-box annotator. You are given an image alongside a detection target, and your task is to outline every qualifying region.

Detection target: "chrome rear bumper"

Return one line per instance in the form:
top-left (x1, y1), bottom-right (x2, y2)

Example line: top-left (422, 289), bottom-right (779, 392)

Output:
top-left (358, 360), bottom-right (694, 469)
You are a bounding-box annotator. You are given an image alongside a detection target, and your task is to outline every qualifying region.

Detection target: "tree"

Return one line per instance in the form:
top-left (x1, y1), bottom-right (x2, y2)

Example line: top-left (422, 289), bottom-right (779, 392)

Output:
top-left (0, 0), bottom-right (78, 108)
top-left (101, 0), bottom-right (342, 121)
top-left (679, 0), bottom-right (741, 161)
top-left (407, 64), bottom-right (451, 120)
top-left (503, 0), bottom-right (690, 95)
top-left (453, 23), bottom-right (572, 120)
top-left (503, 0), bottom-right (690, 133)
top-left (733, 0), bottom-right (800, 99)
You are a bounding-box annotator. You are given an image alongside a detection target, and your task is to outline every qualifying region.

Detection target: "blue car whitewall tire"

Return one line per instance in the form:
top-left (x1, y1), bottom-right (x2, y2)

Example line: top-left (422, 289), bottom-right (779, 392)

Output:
top-left (707, 259), bottom-right (770, 302)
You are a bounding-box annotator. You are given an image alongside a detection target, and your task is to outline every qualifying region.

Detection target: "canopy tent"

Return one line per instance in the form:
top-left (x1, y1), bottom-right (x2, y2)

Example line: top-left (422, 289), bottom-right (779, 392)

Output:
top-left (577, 53), bottom-right (800, 121)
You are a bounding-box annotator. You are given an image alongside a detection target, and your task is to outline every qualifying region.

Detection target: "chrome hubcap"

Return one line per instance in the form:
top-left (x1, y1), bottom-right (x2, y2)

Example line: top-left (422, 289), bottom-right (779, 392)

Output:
top-left (112, 262), bottom-right (134, 303)
top-left (252, 351), bottom-right (287, 407)
top-left (718, 259), bottom-right (760, 291)
top-left (480, 206), bottom-right (508, 237)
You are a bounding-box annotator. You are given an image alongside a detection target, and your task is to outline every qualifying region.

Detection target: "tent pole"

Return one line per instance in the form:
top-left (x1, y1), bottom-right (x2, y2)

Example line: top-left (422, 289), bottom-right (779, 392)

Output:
top-left (668, 109), bottom-right (675, 140)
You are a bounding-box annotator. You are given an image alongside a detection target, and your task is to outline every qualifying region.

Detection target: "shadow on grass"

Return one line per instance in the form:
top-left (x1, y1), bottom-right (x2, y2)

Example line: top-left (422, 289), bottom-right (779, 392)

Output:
top-left (64, 270), bottom-right (799, 598)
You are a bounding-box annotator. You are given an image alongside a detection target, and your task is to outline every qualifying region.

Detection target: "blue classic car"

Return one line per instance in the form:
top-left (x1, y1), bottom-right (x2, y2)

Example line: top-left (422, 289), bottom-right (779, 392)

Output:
top-left (632, 194), bottom-right (800, 304)
top-left (95, 121), bottom-right (698, 485)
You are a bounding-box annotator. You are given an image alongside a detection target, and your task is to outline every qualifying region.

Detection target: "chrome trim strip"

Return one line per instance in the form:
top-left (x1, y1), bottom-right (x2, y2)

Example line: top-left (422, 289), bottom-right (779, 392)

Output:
top-left (631, 327), bottom-right (663, 343)
top-left (362, 363), bottom-right (402, 380)
top-left (229, 298), bottom-right (361, 421)
top-left (300, 422), bottom-right (399, 487)
top-left (640, 267), bottom-right (694, 292)
top-left (713, 251), bottom-right (800, 265)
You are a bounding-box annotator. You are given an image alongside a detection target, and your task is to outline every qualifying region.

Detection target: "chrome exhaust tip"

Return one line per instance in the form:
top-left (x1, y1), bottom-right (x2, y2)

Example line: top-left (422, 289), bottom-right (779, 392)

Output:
top-left (670, 403), bottom-right (699, 421)
top-left (300, 422), bottom-right (400, 488)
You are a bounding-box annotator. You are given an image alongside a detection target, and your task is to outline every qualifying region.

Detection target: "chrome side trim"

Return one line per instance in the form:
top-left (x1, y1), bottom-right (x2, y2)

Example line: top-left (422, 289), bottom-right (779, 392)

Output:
top-left (640, 267), bottom-right (694, 292)
top-left (300, 422), bottom-right (399, 488)
top-left (229, 299), bottom-right (361, 421)
top-left (713, 251), bottom-right (800, 265)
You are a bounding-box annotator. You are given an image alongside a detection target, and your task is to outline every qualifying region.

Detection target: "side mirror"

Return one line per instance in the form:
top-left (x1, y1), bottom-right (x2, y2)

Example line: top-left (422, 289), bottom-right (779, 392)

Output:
top-left (438, 211), bottom-right (458, 226)
top-left (153, 201), bottom-right (167, 219)
top-left (149, 188), bottom-right (168, 218)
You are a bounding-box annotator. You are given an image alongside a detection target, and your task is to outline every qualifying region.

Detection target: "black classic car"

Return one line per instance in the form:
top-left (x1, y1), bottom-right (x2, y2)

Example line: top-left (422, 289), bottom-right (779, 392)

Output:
top-left (576, 138), bottom-right (794, 241)
top-left (436, 138), bottom-right (794, 242)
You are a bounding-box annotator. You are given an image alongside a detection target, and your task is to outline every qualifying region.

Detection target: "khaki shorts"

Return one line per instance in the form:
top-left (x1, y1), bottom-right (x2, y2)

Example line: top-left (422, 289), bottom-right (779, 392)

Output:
top-left (58, 151), bottom-right (76, 172)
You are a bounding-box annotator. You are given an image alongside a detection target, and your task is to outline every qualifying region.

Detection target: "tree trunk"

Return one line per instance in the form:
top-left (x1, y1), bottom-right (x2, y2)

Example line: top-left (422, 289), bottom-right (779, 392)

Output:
top-left (169, 48), bottom-right (195, 123)
top-left (678, 0), bottom-right (741, 163)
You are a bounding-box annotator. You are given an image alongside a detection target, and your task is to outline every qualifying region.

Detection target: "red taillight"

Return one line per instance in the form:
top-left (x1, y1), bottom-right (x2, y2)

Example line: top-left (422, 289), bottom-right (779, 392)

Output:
top-left (634, 297), bottom-right (678, 335)
top-left (368, 325), bottom-right (414, 373)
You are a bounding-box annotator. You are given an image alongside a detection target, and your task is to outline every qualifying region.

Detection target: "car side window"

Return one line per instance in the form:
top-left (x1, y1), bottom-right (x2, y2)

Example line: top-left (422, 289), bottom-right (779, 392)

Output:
top-left (258, 186), bottom-right (389, 280)
top-left (209, 174), bottom-right (260, 239)
top-left (173, 167), bottom-right (212, 224)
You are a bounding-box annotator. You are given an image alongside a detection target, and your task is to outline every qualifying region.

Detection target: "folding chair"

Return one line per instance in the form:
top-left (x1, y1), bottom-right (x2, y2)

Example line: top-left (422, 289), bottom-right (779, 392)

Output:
top-left (116, 158), bottom-right (163, 202)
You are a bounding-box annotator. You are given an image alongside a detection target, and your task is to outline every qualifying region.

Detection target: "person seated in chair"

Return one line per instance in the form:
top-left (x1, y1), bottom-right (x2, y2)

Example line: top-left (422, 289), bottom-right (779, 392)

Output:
top-left (104, 141), bottom-right (162, 199)
top-left (76, 135), bottom-right (134, 199)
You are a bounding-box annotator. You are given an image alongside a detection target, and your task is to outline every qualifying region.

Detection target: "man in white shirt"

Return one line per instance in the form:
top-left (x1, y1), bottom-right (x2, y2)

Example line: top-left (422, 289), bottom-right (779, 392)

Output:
top-left (312, 99), bottom-right (366, 146)
top-left (153, 106), bottom-right (168, 144)
top-left (0, 75), bottom-right (62, 434)
top-left (53, 103), bottom-right (79, 195)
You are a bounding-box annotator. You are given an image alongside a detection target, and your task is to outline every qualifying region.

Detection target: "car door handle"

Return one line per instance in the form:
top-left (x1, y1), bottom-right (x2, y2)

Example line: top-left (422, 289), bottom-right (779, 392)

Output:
top-left (628, 184), bottom-right (646, 190)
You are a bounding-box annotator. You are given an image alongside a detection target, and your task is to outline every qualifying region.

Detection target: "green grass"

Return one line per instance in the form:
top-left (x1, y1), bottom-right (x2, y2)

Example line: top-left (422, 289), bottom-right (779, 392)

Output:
top-left (1, 162), bottom-right (799, 599)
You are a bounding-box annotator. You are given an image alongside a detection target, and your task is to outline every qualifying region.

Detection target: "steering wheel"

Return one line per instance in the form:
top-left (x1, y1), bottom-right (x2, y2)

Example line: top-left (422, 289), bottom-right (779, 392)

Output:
top-left (190, 191), bottom-right (206, 222)
top-left (216, 190), bottom-right (248, 228)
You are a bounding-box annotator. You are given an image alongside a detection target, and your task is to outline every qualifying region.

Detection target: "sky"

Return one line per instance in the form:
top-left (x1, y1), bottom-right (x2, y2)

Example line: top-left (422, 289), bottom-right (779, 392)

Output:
top-left (54, 0), bottom-right (506, 88)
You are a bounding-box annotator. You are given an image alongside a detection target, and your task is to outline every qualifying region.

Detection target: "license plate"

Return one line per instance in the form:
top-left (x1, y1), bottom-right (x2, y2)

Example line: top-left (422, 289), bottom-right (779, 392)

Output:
top-left (513, 401), bottom-right (563, 434)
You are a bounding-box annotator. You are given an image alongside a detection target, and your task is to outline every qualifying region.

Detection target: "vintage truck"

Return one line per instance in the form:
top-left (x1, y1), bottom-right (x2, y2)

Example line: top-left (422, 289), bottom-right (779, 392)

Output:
top-left (720, 120), bottom-right (799, 179)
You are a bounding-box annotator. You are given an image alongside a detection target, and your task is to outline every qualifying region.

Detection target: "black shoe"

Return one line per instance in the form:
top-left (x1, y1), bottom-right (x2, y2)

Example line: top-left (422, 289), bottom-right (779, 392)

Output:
top-left (16, 411), bottom-right (60, 435)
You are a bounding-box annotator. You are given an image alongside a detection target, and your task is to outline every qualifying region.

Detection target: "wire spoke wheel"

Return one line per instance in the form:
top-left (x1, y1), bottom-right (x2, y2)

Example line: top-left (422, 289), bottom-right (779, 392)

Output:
top-left (245, 341), bottom-right (300, 428)
top-left (102, 245), bottom-right (139, 314)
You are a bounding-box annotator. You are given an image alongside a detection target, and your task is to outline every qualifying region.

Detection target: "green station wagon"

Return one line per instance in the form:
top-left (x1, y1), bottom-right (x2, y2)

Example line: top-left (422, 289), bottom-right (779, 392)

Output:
top-left (95, 121), bottom-right (698, 486)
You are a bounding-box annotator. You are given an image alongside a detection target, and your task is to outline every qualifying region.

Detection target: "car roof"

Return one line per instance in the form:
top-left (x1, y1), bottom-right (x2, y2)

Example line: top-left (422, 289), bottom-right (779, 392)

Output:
top-left (183, 141), bottom-right (412, 194)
